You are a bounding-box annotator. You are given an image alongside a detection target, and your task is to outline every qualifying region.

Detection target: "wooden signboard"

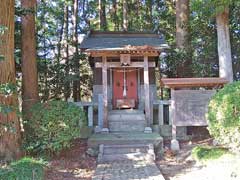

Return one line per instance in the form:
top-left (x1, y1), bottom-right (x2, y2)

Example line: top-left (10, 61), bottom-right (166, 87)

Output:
top-left (173, 90), bottom-right (215, 126)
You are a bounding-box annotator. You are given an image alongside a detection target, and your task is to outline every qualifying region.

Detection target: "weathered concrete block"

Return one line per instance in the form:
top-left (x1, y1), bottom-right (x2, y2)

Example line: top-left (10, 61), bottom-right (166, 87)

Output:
top-left (171, 139), bottom-right (180, 152)
top-left (94, 126), bottom-right (102, 133)
top-left (101, 128), bottom-right (109, 134)
top-left (159, 125), bottom-right (188, 140)
top-left (144, 127), bottom-right (153, 134)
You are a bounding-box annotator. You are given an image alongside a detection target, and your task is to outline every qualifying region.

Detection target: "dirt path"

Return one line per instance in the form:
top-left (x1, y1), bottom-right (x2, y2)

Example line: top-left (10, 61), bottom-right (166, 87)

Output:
top-left (156, 138), bottom-right (240, 180)
top-left (45, 139), bottom-right (97, 180)
top-left (44, 138), bottom-right (240, 180)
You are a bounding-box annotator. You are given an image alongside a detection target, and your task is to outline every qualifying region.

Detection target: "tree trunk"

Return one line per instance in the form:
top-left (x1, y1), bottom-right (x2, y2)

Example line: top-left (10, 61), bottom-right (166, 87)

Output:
top-left (40, 0), bottom-right (49, 101)
top-left (216, 7), bottom-right (233, 82)
top-left (21, 0), bottom-right (39, 114)
top-left (146, 0), bottom-right (153, 30)
top-left (0, 0), bottom-right (21, 161)
top-left (62, 4), bottom-right (70, 101)
top-left (122, 0), bottom-right (128, 31)
top-left (99, 0), bottom-right (107, 30)
top-left (82, 0), bottom-right (90, 28)
top-left (112, 0), bottom-right (118, 31)
top-left (72, 0), bottom-right (81, 101)
top-left (175, 0), bottom-right (192, 77)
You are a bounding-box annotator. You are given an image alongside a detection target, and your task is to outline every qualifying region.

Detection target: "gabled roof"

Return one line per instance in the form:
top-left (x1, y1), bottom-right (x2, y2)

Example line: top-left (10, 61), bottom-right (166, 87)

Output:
top-left (80, 31), bottom-right (168, 51)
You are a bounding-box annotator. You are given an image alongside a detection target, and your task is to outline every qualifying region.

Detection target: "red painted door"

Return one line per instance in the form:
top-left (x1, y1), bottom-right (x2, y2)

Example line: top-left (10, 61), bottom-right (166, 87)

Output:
top-left (113, 68), bottom-right (138, 109)
top-left (113, 69), bottom-right (124, 108)
top-left (126, 70), bottom-right (138, 101)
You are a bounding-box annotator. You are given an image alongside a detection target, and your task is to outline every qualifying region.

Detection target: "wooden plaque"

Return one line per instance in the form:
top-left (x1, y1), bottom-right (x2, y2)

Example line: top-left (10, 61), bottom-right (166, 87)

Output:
top-left (173, 90), bottom-right (215, 126)
top-left (120, 54), bottom-right (131, 66)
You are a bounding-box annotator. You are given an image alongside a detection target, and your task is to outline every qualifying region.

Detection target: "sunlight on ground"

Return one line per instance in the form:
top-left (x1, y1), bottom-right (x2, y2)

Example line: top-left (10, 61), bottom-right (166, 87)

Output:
top-left (171, 154), bottom-right (240, 180)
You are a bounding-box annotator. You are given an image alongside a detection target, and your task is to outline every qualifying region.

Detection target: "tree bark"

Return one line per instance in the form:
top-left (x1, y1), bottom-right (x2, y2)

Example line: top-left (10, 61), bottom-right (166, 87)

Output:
top-left (99, 0), bottom-right (107, 31)
top-left (0, 0), bottom-right (22, 161)
top-left (21, 0), bottom-right (39, 114)
top-left (216, 7), bottom-right (233, 82)
top-left (40, 0), bottom-right (49, 101)
top-left (123, 0), bottom-right (128, 31)
top-left (112, 0), bottom-right (118, 31)
top-left (72, 0), bottom-right (81, 101)
top-left (175, 0), bottom-right (192, 77)
top-left (62, 4), bottom-right (70, 101)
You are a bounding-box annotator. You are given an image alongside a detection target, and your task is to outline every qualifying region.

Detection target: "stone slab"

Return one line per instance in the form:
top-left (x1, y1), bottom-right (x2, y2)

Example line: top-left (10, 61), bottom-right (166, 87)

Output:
top-left (88, 132), bottom-right (163, 155)
top-left (92, 160), bottom-right (165, 180)
top-left (159, 125), bottom-right (188, 140)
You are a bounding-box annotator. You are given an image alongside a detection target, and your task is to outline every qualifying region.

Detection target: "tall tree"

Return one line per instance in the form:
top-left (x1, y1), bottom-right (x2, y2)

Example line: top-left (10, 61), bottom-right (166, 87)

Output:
top-left (216, 6), bottom-right (233, 82)
top-left (122, 0), bottom-right (128, 31)
top-left (146, 0), bottom-right (153, 30)
top-left (63, 3), bottom-right (70, 101)
top-left (191, 0), bottom-right (235, 81)
top-left (21, 0), bottom-right (39, 114)
top-left (175, 0), bottom-right (192, 77)
top-left (111, 0), bottom-right (118, 30)
top-left (99, 0), bottom-right (107, 30)
top-left (72, 0), bottom-right (81, 101)
top-left (0, 0), bottom-right (21, 160)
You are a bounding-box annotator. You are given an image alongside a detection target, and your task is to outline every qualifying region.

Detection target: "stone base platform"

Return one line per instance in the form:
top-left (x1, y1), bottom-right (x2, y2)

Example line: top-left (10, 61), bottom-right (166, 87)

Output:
top-left (88, 132), bottom-right (163, 155)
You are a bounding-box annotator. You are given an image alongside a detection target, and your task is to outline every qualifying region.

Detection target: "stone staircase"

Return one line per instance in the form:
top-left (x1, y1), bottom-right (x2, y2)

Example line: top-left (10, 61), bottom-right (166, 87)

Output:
top-left (97, 144), bottom-right (155, 163)
top-left (108, 110), bottom-right (146, 132)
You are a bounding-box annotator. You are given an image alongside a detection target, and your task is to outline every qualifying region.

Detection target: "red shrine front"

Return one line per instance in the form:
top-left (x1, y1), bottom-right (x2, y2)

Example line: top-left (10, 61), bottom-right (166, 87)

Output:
top-left (113, 68), bottom-right (138, 109)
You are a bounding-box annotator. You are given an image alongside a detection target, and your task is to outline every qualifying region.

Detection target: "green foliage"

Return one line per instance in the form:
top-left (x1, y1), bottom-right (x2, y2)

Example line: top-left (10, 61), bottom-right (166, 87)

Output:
top-left (192, 146), bottom-right (228, 161)
top-left (191, 0), bottom-right (238, 17)
top-left (160, 48), bottom-right (190, 77)
top-left (0, 83), bottom-right (17, 96)
top-left (207, 82), bottom-right (240, 153)
top-left (0, 157), bottom-right (46, 180)
top-left (24, 100), bottom-right (86, 154)
top-left (0, 83), bottom-right (20, 137)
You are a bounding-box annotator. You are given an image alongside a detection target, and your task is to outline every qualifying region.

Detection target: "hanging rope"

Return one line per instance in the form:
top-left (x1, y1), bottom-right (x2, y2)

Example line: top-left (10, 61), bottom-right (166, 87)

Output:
top-left (123, 68), bottom-right (127, 97)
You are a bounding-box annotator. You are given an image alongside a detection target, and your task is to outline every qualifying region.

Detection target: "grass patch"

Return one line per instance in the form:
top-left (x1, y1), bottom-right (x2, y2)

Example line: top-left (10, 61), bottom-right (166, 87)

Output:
top-left (0, 157), bottom-right (47, 180)
top-left (192, 146), bottom-right (228, 162)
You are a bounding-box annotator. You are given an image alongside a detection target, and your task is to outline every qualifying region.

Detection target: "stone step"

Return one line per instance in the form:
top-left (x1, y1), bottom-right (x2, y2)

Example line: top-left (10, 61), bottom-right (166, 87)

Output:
top-left (108, 110), bottom-right (146, 132)
top-left (99, 153), bottom-right (154, 163)
top-left (109, 121), bottom-right (146, 132)
top-left (109, 109), bottom-right (144, 115)
top-left (108, 114), bottom-right (145, 122)
top-left (98, 144), bottom-right (155, 163)
top-left (103, 144), bottom-right (149, 155)
top-left (88, 133), bottom-right (163, 154)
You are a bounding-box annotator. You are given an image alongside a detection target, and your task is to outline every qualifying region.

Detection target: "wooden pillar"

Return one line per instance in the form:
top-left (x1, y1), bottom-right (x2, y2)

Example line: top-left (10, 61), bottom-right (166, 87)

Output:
top-left (171, 89), bottom-right (177, 140)
top-left (98, 94), bottom-right (104, 128)
top-left (88, 106), bottom-right (93, 127)
top-left (109, 68), bottom-right (113, 110)
top-left (102, 56), bottom-right (108, 128)
top-left (158, 102), bottom-right (164, 126)
top-left (170, 88), bottom-right (180, 151)
top-left (144, 55), bottom-right (151, 127)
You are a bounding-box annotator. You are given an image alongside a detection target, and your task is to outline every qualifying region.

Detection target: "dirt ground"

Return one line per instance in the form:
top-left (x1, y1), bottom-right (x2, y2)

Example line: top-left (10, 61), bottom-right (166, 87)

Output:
top-left (45, 139), bottom-right (97, 180)
top-left (156, 138), bottom-right (240, 180)
top-left (45, 138), bottom-right (240, 180)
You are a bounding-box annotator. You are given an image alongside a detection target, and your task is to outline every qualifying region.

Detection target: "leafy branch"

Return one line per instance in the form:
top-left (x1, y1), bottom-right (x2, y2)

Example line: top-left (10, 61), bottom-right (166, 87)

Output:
top-left (0, 83), bottom-right (17, 96)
